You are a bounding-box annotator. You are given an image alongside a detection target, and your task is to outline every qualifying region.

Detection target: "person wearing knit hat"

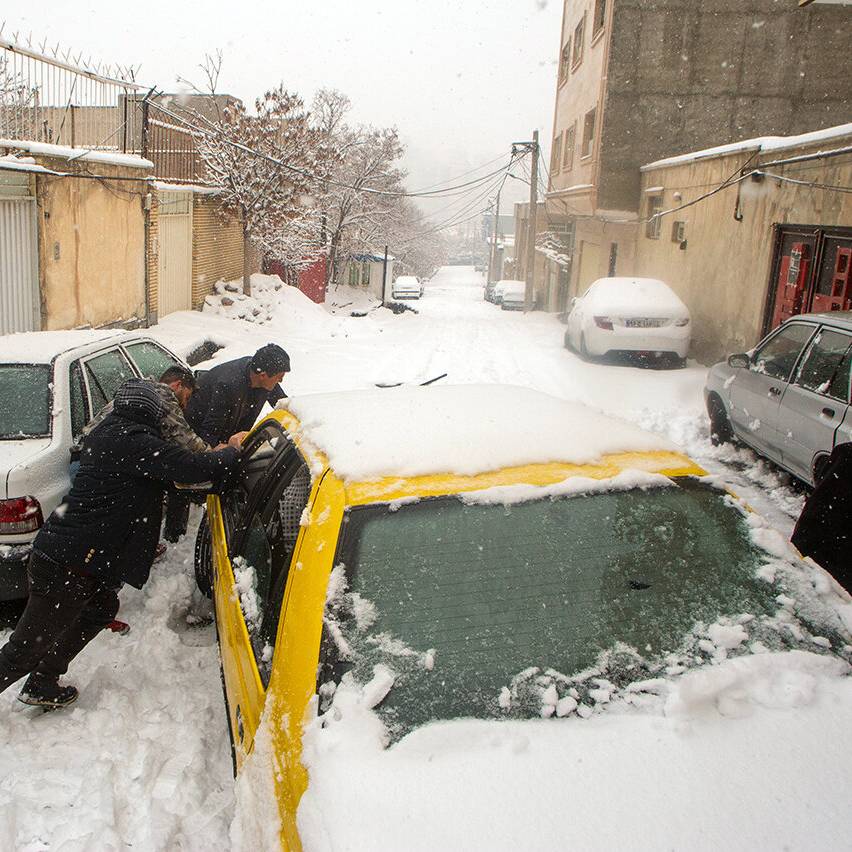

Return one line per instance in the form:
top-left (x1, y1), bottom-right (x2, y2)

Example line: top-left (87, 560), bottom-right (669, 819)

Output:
top-left (186, 343), bottom-right (290, 450)
top-left (0, 379), bottom-right (241, 709)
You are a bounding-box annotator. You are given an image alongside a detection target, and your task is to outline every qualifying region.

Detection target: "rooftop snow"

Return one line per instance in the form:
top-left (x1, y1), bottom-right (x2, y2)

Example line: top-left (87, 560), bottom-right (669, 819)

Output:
top-left (581, 277), bottom-right (689, 317)
top-left (281, 384), bottom-right (675, 482)
top-left (0, 329), bottom-right (128, 363)
top-left (642, 122), bottom-right (852, 171)
top-left (0, 139), bottom-right (154, 170)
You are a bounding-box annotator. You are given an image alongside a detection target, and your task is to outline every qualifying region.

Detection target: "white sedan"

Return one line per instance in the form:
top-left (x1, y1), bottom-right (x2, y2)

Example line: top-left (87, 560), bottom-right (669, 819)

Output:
top-left (391, 276), bottom-right (423, 300)
top-left (564, 277), bottom-right (691, 364)
top-left (0, 330), bottom-right (185, 599)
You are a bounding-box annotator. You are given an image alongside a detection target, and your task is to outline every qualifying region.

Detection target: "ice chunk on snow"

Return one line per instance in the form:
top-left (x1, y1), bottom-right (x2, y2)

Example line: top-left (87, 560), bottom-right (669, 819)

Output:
top-left (362, 664), bottom-right (396, 709)
top-left (707, 622), bottom-right (748, 650)
top-left (665, 650), bottom-right (849, 719)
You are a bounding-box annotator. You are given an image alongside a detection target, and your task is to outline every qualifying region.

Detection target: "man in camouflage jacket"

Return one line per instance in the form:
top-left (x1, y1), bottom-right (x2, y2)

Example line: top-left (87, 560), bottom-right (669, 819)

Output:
top-left (77, 365), bottom-right (212, 455)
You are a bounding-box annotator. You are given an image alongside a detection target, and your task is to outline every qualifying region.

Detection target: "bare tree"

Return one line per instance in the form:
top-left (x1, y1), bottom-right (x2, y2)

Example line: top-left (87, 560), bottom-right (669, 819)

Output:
top-left (181, 56), bottom-right (331, 294)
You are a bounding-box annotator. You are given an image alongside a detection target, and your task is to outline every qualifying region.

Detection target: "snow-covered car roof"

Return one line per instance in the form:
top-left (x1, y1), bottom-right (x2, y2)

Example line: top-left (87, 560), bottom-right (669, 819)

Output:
top-left (0, 329), bottom-right (130, 364)
top-left (280, 384), bottom-right (675, 482)
top-left (394, 276), bottom-right (420, 285)
top-left (582, 277), bottom-right (689, 317)
top-left (500, 281), bottom-right (526, 295)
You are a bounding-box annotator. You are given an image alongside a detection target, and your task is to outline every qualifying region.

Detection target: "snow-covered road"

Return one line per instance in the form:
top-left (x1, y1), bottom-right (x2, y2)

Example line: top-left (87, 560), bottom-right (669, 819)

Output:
top-left (0, 265), bottom-right (809, 850)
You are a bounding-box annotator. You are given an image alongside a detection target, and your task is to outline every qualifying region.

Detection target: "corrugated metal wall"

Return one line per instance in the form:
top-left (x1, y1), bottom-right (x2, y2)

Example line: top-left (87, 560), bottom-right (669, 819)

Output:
top-left (0, 185), bottom-right (39, 335)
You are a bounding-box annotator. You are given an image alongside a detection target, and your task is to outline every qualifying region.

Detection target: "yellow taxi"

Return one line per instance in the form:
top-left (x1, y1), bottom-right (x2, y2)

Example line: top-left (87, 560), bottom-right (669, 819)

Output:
top-left (194, 384), bottom-right (850, 850)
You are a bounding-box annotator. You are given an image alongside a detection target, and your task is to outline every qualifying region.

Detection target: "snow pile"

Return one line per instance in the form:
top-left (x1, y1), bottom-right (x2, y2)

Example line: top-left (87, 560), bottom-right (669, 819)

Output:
top-left (203, 274), bottom-right (334, 330)
top-left (282, 384), bottom-right (675, 481)
top-left (298, 650), bottom-right (852, 851)
top-left (0, 514), bottom-right (234, 850)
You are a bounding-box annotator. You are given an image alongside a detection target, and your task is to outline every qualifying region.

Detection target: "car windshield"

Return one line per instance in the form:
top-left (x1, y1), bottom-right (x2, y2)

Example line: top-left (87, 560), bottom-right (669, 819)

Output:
top-left (0, 364), bottom-right (52, 439)
top-left (324, 478), bottom-right (845, 740)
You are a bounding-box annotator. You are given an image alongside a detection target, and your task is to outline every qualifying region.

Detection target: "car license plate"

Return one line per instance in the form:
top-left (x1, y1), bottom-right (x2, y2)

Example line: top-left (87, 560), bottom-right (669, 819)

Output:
top-left (626, 318), bottom-right (663, 328)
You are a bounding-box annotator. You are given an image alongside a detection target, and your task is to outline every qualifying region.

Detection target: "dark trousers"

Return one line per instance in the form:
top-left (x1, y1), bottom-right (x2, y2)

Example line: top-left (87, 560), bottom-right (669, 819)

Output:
top-left (163, 489), bottom-right (191, 542)
top-left (0, 550), bottom-right (120, 695)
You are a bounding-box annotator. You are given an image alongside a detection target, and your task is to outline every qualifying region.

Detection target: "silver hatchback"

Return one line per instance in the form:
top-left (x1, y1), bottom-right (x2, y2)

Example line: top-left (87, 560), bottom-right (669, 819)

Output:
top-left (704, 311), bottom-right (852, 486)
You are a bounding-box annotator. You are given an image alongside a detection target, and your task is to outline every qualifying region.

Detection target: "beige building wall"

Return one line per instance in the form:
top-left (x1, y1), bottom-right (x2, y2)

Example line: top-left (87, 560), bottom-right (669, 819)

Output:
top-left (635, 139), bottom-right (852, 364)
top-left (34, 161), bottom-right (148, 329)
top-left (192, 195), bottom-right (245, 307)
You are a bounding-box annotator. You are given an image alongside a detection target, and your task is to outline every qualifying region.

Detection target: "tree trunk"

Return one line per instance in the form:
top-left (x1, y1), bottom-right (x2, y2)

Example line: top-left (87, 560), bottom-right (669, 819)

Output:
top-left (243, 227), bottom-right (252, 296)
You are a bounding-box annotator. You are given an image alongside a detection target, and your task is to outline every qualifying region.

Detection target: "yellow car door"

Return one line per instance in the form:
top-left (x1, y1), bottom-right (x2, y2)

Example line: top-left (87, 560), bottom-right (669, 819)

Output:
top-left (210, 423), bottom-right (314, 767)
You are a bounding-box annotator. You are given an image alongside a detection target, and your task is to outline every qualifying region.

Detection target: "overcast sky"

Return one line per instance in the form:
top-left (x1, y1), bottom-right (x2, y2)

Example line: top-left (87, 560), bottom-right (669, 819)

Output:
top-left (12, 1), bottom-right (562, 218)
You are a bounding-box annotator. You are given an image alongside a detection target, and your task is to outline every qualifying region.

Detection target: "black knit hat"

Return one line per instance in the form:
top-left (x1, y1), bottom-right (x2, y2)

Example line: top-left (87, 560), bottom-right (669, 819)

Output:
top-left (250, 343), bottom-right (290, 375)
top-left (113, 379), bottom-right (166, 425)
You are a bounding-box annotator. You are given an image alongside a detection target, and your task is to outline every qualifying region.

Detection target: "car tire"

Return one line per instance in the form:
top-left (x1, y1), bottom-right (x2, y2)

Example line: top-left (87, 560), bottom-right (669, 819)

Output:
top-left (707, 393), bottom-right (734, 446)
top-left (579, 333), bottom-right (590, 360)
top-left (194, 511), bottom-right (214, 598)
top-left (563, 329), bottom-right (571, 350)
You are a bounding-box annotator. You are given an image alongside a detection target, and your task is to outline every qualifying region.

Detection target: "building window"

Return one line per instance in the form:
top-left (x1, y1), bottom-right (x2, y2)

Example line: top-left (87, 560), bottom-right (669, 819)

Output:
top-left (581, 108), bottom-right (596, 158)
top-left (559, 39), bottom-right (571, 83)
top-left (646, 196), bottom-right (663, 239)
top-left (593, 0), bottom-right (607, 36)
top-left (563, 123), bottom-right (576, 171)
top-left (572, 15), bottom-right (586, 68)
top-left (551, 134), bottom-right (563, 175)
top-left (671, 220), bottom-right (686, 243)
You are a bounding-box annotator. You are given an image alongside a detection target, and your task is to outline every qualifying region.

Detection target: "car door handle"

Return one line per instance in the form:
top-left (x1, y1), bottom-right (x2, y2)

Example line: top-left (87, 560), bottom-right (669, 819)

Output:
top-left (768, 386), bottom-right (782, 397)
top-left (821, 407), bottom-right (835, 419)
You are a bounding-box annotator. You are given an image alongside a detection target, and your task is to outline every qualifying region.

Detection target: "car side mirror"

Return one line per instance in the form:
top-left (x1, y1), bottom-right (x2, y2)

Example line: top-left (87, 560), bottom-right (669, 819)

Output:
top-left (570, 297), bottom-right (578, 308)
top-left (728, 353), bottom-right (750, 369)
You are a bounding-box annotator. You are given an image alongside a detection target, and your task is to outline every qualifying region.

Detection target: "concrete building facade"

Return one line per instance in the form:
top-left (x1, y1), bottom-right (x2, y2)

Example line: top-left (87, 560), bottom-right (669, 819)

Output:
top-left (635, 124), bottom-right (852, 363)
top-left (0, 142), bottom-right (150, 333)
top-left (543, 0), bottom-right (852, 305)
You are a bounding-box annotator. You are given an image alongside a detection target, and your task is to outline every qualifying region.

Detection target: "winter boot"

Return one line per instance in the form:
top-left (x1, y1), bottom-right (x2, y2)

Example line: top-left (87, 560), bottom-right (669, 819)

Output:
top-left (107, 619), bottom-right (131, 636)
top-left (18, 674), bottom-right (79, 709)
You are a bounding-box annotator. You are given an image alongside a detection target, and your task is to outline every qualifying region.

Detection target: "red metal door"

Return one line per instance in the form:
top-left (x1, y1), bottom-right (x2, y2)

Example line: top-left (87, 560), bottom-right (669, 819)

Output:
top-left (771, 241), bottom-right (812, 328)
top-left (811, 246), bottom-right (852, 314)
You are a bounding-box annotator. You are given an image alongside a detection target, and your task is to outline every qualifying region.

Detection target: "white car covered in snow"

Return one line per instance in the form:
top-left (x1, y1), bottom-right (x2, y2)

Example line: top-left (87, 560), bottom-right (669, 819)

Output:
top-left (0, 330), bottom-right (184, 599)
top-left (564, 277), bottom-right (691, 365)
top-left (391, 276), bottom-right (423, 300)
top-left (499, 280), bottom-right (526, 311)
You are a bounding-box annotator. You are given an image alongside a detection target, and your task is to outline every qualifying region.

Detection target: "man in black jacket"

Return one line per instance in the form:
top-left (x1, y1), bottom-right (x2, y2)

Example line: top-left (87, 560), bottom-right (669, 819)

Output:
top-left (0, 380), bottom-right (240, 708)
top-left (791, 442), bottom-right (851, 592)
top-left (185, 343), bottom-right (290, 447)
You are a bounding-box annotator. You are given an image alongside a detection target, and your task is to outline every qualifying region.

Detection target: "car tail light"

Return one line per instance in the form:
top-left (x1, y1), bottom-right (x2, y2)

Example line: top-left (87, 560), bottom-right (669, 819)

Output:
top-left (594, 316), bottom-right (614, 330)
top-left (0, 497), bottom-right (44, 534)
top-left (674, 318), bottom-right (690, 327)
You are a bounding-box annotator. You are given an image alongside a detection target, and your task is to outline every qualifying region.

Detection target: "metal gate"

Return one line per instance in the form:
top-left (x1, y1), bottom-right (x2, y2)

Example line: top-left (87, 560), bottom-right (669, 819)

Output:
top-left (0, 189), bottom-right (40, 335)
top-left (765, 224), bottom-right (852, 334)
top-left (157, 190), bottom-right (193, 317)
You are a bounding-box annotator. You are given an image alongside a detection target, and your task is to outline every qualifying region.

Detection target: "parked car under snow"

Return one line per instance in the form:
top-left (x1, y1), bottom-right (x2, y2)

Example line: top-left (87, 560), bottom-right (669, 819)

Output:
top-left (391, 276), bottom-right (423, 300)
top-left (0, 330), bottom-right (185, 599)
top-left (564, 277), bottom-right (691, 365)
top-left (704, 311), bottom-right (852, 486)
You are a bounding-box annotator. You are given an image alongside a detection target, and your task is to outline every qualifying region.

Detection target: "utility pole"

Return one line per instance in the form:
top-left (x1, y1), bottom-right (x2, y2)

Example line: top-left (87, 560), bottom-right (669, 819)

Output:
top-left (380, 245), bottom-right (389, 307)
top-left (512, 131), bottom-right (539, 312)
top-left (487, 189), bottom-right (502, 285)
top-left (525, 130), bottom-right (539, 312)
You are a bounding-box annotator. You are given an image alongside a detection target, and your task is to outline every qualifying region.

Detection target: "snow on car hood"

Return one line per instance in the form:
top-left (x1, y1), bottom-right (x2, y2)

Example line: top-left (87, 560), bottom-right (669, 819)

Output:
top-left (280, 384), bottom-right (674, 481)
top-left (583, 278), bottom-right (689, 318)
top-left (296, 650), bottom-right (852, 851)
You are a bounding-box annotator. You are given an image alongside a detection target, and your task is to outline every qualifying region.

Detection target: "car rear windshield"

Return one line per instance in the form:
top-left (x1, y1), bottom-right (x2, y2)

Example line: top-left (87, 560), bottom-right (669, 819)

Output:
top-left (323, 478), bottom-right (844, 739)
top-left (0, 364), bottom-right (52, 439)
